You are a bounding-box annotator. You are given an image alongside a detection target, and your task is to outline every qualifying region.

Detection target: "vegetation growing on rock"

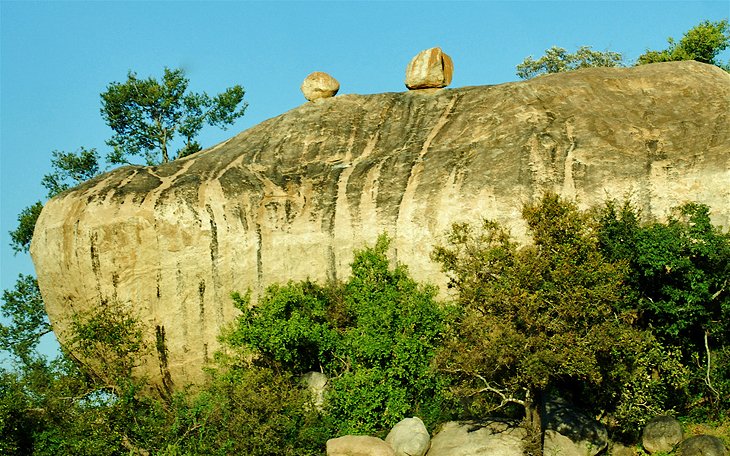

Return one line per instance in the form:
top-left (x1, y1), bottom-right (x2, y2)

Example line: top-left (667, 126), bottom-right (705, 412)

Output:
top-left (3, 195), bottom-right (729, 453)
top-left (516, 19), bottom-right (730, 78)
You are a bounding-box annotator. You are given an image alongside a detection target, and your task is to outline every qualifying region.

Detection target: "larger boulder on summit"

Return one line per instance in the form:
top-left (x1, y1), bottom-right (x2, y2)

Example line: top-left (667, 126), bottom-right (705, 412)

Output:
top-left (31, 61), bottom-right (730, 391)
top-left (405, 47), bottom-right (453, 89)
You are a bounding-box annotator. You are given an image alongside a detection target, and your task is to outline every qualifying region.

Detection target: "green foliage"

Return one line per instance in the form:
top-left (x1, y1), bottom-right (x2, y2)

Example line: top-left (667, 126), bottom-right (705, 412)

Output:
top-left (153, 366), bottom-right (325, 455)
top-left (225, 235), bottom-right (453, 435)
top-left (637, 20), bottom-right (730, 68)
top-left (9, 201), bottom-right (43, 254)
top-left (101, 67), bottom-right (247, 165)
top-left (69, 302), bottom-right (147, 388)
top-left (40, 147), bottom-right (101, 198)
top-left (9, 147), bottom-right (101, 254)
top-left (432, 193), bottom-right (684, 434)
top-left (0, 274), bottom-right (50, 367)
top-left (516, 45), bottom-right (624, 79)
top-left (597, 200), bottom-right (730, 416)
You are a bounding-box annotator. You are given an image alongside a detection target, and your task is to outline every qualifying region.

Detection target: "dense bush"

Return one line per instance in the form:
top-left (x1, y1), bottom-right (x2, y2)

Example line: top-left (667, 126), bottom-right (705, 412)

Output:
top-left (224, 235), bottom-right (454, 435)
top-left (597, 200), bottom-right (730, 416)
top-left (432, 193), bottom-right (689, 437)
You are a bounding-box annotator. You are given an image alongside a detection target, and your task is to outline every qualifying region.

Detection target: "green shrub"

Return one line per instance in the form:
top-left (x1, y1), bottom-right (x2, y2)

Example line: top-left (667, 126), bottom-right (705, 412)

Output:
top-left (225, 235), bottom-right (454, 436)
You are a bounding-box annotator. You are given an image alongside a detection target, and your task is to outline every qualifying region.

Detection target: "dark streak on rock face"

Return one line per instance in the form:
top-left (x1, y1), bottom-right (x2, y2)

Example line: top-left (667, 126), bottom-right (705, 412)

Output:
top-left (155, 325), bottom-right (174, 398)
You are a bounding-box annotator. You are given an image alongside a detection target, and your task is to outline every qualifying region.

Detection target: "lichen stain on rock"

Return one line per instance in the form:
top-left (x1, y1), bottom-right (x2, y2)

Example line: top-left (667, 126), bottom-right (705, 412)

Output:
top-left (30, 61), bottom-right (730, 391)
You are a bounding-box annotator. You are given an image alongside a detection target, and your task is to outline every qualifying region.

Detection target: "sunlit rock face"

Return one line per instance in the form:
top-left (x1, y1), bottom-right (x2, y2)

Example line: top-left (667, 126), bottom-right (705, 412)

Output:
top-left (30, 61), bottom-right (730, 391)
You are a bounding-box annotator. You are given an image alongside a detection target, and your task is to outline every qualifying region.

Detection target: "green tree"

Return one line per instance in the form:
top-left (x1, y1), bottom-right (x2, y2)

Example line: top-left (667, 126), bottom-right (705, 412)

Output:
top-left (8, 202), bottom-right (44, 255)
top-left (225, 235), bottom-right (453, 435)
top-left (101, 67), bottom-right (247, 165)
top-left (516, 45), bottom-right (624, 79)
top-left (432, 193), bottom-right (683, 437)
top-left (0, 275), bottom-right (50, 368)
top-left (40, 147), bottom-right (101, 198)
top-left (637, 19), bottom-right (730, 69)
top-left (8, 147), bottom-right (101, 254)
top-left (597, 200), bottom-right (730, 414)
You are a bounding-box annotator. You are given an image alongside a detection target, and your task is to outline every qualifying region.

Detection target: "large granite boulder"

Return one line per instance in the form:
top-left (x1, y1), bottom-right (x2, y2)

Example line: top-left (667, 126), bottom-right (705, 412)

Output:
top-left (427, 421), bottom-right (526, 456)
top-left (31, 61), bottom-right (730, 390)
top-left (302, 71), bottom-right (340, 101)
top-left (543, 394), bottom-right (608, 456)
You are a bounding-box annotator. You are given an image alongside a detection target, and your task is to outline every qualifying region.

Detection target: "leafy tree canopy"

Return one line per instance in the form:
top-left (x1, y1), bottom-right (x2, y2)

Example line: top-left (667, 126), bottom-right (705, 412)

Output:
top-left (0, 275), bottom-right (51, 368)
top-left (516, 45), bottom-right (624, 79)
top-left (637, 19), bottom-right (730, 68)
top-left (432, 193), bottom-right (687, 436)
top-left (40, 147), bottom-right (101, 199)
top-left (225, 235), bottom-right (454, 435)
top-left (596, 200), bottom-right (730, 414)
top-left (101, 67), bottom-right (247, 165)
top-left (8, 148), bottom-right (102, 254)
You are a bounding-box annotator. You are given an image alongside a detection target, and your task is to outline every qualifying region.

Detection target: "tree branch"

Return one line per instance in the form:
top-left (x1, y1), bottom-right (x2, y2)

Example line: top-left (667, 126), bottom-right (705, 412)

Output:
top-left (704, 330), bottom-right (720, 402)
top-left (471, 374), bottom-right (526, 409)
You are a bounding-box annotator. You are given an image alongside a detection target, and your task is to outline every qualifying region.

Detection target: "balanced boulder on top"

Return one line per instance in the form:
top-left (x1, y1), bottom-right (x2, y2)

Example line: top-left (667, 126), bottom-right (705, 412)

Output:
top-left (405, 47), bottom-right (453, 89)
top-left (301, 71), bottom-right (340, 101)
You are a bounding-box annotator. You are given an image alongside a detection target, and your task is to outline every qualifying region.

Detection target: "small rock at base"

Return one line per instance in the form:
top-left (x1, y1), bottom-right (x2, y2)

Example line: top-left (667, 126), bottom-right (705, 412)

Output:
top-left (385, 417), bottom-right (430, 456)
top-left (326, 435), bottom-right (395, 456)
top-left (405, 47), bottom-right (453, 90)
top-left (302, 71), bottom-right (340, 101)
top-left (677, 435), bottom-right (728, 456)
top-left (642, 415), bottom-right (683, 454)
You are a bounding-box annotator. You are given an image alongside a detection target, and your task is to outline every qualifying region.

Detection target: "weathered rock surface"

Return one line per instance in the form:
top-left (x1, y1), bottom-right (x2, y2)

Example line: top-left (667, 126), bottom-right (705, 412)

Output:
top-left (642, 415), bottom-right (683, 454)
top-left (302, 71), bottom-right (340, 101)
top-left (30, 61), bottom-right (730, 390)
top-left (677, 435), bottom-right (728, 456)
top-left (327, 435), bottom-right (395, 456)
top-left (385, 417), bottom-right (430, 456)
top-left (405, 47), bottom-right (453, 89)
top-left (427, 421), bottom-right (526, 456)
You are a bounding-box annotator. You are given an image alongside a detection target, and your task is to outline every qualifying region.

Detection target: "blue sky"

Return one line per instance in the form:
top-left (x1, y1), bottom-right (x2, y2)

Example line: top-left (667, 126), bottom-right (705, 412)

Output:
top-left (1, 0), bottom-right (729, 358)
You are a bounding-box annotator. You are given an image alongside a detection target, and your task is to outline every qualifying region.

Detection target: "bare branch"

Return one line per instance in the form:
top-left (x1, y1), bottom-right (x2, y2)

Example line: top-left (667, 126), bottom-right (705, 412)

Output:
top-left (704, 330), bottom-right (720, 401)
top-left (473, 374), bottom-right (526, 408)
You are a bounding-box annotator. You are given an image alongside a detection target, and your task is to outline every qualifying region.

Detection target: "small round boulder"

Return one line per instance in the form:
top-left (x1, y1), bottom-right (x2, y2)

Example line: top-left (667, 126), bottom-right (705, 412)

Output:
top-left (642, 415), bottom-right (683, 454)
top-left (301, 71), bottom-right (340, 101)
top-left (677, 435), bottom-right (728, 456)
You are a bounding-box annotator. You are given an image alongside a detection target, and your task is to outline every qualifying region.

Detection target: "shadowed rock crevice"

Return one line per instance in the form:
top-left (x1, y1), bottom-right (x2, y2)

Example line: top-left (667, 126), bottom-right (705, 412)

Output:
top-left (30, 61), bottom-right (730, 389)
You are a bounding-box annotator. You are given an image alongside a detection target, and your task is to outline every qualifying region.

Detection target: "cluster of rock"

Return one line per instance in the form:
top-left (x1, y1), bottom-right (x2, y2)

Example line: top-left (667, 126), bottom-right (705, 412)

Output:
top-left (325, 412), bottom-right (728, 456)
top-left (301, 46), bottom-right (453, 101)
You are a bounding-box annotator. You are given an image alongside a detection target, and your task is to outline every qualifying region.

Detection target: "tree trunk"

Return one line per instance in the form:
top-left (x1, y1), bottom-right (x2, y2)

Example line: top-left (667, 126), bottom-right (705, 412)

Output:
top-left (524, 388), bottom-right (544, 454)
top-left (161, 140), bottom-right (169, 163)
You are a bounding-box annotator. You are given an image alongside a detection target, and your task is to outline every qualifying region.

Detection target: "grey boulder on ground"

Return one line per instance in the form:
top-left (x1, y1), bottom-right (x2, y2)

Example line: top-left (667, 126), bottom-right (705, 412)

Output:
top-left (327, 435), bottom-right (395, 456)
top-left (385, 417), bottom-right (430, 456)
top-left (405, 47), bottom-right (453, 89)
top-left (301, 71), bottom-right (340, 101)
top-left (427, 421), bottom-right (526, 456)
top-left (642, 415), bottom-right (683, 454)
top-left (677, 435), bottom-right (728, 456)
